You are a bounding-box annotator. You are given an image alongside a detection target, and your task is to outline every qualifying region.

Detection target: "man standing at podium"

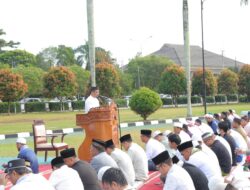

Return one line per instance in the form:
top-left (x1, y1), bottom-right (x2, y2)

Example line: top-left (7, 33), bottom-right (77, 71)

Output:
top-left (85, 86), bottom-right (100, 113)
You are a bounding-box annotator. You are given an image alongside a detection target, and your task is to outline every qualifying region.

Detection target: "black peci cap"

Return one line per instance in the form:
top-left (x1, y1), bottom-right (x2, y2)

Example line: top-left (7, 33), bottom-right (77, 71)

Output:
top-left (60, 148), bottom-right (76, 158)
top-left (177, 140), bottom-right (193, 152)
top-left (120, 134), bottom-right (132, 143)
top-left (152, 151), bottom-right (170, 165)
top-left (141, 129), bottom-right (152, 136)
top-left (105, 139), bottom-right (114, 148)
top-left (51, 157), bottom-right (64, 167)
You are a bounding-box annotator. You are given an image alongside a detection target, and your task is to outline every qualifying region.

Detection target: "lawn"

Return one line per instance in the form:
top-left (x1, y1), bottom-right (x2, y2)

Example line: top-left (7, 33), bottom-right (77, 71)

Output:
top-left (0, 103), bottom-right (249, 134)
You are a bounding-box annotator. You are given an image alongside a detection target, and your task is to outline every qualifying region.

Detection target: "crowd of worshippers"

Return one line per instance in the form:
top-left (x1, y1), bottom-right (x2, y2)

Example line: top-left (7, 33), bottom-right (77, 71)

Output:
top-left (1, 109), bottom-right (250, 190)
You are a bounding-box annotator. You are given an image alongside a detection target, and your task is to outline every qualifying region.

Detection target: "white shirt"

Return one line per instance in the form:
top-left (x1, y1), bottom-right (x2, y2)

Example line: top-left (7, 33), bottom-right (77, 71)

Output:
top-left (186, 148), bottom-right (221, 181)
top-left (11, 173), bottom-right (55, 190)
top-left (179, 131), bottom-right (191, 143)
top-left (111, 148), bottom-right (135, 186)
top-left (127, 143), bottom-right (148, 181)
top-left (163, 164), bottom-right (195, 190)
top-left (49, 165), bottom-right (84, 190)
top-left (84, 95), bottom-right (100, 113)
top-left (145, 138), bottom-right (165, 160)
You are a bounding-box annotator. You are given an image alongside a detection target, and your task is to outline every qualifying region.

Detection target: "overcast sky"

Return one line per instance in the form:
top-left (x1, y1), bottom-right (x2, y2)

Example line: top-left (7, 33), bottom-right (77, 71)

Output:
top-left (0, 0), bottom-right (249, 66)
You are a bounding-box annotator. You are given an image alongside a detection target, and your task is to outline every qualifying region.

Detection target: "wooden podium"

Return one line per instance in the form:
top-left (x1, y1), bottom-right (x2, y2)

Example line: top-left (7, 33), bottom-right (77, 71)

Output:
top-left (76, 102), bottom-right (119, 162)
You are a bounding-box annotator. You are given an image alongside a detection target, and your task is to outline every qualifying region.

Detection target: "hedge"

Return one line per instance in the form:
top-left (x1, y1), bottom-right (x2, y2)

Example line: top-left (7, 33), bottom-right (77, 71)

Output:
top-left (227, 94), bottom-right (238, 102)
top-left (25, 102), bottom-right (46, 112)
top-left (0, 102), bottom-right (21, 113)
top-left (115, 99), bottom-right (127, 107)
top-left (161, 98), bottom-right (173, 105)
top-left (177, 97), bottom-right (187, 104)
top-left (206, 96), bottom-right (215, 103)
top-left (215, 95), bottom-right (226, 103)
top-left (49, 102), bottom-right (69, 111)
top-left (72, 101), bottom-right (84, 110)
top-left (239, 95), bottom-right (249, 103)
top-left (191, 96), bottom-right (202, 104)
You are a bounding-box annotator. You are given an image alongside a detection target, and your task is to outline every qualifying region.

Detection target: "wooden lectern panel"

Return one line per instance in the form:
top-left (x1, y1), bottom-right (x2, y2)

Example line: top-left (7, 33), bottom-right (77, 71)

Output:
top-left (76, 102), bottom-right (119, 162)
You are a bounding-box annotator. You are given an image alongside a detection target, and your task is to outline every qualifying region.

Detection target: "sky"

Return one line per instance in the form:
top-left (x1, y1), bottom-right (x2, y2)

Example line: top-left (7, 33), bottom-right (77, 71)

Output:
top-left (0, 0), bottom-right (249, 66)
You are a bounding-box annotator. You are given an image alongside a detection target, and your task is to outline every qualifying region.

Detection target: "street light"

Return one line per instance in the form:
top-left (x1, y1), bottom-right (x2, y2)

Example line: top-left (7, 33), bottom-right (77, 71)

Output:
top-left (129, 35), bottom-right (152, 56)
top-left (201, 0), bottom-right (207, 114)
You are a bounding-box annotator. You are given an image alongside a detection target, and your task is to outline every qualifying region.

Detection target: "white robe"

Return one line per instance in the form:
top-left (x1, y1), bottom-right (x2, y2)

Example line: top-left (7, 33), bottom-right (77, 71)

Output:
top-left (49, 165), bottom-right (84, 190)
top-left (163, 164), bottom-right (195, 190)
top-left (111, 148), bottom-right (135, 186)
top-left (145, 138), bottom-right (165, 160)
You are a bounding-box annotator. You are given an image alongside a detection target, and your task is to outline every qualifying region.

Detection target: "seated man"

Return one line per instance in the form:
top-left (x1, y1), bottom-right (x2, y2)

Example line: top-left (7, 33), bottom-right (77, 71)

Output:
top-left (120, 134), bottom-right (148, 182)
top-left (90, 139), bottom-right (118, 173)
top-left (60, 148), bottom-right (101, 190)
top-left (101, 168), bottom-right (128, 190)
top-left (152, 150), bottom-right (195, 190)
top-left (16, 137), bottom-right (39, 174)
top-left (202, 132), bottom-right (232, 175)
top-left (49, 156), bottom-right (84, 190)
top-left (140, 129), bottom-right (165, 171)
top-left (0, 159), bottom-right (54, 190)
top-left (105, 139), bottom-right (135, 187)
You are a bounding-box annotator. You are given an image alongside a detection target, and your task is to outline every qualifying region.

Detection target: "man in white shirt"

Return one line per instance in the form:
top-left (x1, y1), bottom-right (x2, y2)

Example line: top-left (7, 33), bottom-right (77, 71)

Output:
top-left (49, 156), bottom-right (84, 190)
top-left (173, 122), bottom-right (191, 143)
top-left (85, 86), bottom-right (100, 113)
top-left (140, 129), bottom-right (165, 171)
top-left (152, 150), bottom-right (195, 190)
top-left (105, 139), bottom-right (135, 187)
top-left (0, 158), bottom-right (55, 190)
top-left (120, 134), bottom-right (148, 182)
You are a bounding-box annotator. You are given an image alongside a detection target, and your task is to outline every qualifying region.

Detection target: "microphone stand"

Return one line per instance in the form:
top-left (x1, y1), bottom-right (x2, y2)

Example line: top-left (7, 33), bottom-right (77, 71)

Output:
top-left (116, 103), bottom-right (122, 149)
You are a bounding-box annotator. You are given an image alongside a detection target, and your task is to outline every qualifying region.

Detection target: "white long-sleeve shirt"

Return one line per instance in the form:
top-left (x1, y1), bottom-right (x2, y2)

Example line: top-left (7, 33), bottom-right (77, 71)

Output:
top-left (84, 95), bottom-right (99, 113)
top-left (145, 138), bottom-right (165, 160)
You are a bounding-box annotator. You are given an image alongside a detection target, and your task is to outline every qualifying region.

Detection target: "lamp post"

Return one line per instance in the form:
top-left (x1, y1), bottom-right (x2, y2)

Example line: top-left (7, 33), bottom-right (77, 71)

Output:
top-left (201, 0), bottom-right (207, 114)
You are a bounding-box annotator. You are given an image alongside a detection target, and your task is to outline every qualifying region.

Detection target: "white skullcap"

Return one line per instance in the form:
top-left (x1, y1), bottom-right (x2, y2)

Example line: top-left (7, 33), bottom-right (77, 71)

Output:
top-left (16, 137), bottom-right (26, 144)
top-left (173, 122), bottom-right (183, 128)
top-left (204, 114), bottom-right (213, 119)
top-left (152, 130), bottom-right (162, 138)
top-left (97, 166), bottom-right (111, 181)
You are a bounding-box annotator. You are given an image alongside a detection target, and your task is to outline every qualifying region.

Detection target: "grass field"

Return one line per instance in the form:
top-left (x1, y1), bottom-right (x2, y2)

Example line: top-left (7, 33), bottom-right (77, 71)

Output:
top-left (0, 103), bottom-right (249, 134)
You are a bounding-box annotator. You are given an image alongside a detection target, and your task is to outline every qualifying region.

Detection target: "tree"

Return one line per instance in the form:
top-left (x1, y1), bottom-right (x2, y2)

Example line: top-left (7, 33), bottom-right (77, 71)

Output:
top-left (129, 87), bottom-right (162, 120)
top-left (218, 69), bottom-right (239, 95)
top-left (0, 50), bottom-right (36, 68)
top-left (159, 64), bottom-right (186, 107)
top-left (56, 45), bottom-right (76, 66)
top-left (0, 69), bottom-right (27, 114)
top-left (239, 65), bottom-right (250, 101)
top-left (127, 55), bottom-right (173, 91)
top-left (43, 66), bottom-right (77, 110)
top-left (13, 66), bottom-right (45, 97)
top-left (68, 65), bottom-right (90, 98)
top-left (192, 68), bottom-right (217, 96)
top-left (36, 47), bottom-right (58, 70)
top-left (0, 29), bottom-right (19, 52)
top-left (96, 62), bottom-right (121, 98)
top-left (119, 72), bottom-right (134, 96)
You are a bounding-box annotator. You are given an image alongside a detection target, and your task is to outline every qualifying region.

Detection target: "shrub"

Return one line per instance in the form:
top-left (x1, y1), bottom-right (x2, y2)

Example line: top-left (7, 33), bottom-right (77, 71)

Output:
top-left (25, 102), bottom-right (45, 112)
top-left (115, 99), bottom-right (127, 107)
top-left (161, 98), bottom-right (173, 105)
top-left (0, 102), bottom-right (21, 113)
top-left (191, 96), bottom-right (202, 104)
top-left (206, 96), bottom-right (215, 103)
top-left (239, 95), bottom-right (249, 103)
top-left (129, 87), bottom-right (162, 120)
top-left (49, 102), bottom-right (69, 111)
top-left (215, 95), bottom-right (226, 103)
top-left (177, 96), bottom-right (187, 104)
top-left (227, 94), bottom-right (238, 102)
top-left (72, 101), bottom-right (84, 110)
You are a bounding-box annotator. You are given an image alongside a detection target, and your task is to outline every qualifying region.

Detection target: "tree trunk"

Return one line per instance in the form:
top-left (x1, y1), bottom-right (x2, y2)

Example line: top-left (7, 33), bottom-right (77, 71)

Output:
top-left (183, 0), bottom-right (192, 117)
top-left (87, 0), bottom-right (96, 87)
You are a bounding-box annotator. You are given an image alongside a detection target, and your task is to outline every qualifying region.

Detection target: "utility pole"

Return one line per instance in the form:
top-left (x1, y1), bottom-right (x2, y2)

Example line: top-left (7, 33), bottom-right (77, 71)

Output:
top-left (87, 0), bottom-right (96, 87)
top-left (183, 0), bottom-right (192, 117)
top-left (137, 66), bottom-right (141, 89)
top-left (201, 0), bottom-right (207, 114)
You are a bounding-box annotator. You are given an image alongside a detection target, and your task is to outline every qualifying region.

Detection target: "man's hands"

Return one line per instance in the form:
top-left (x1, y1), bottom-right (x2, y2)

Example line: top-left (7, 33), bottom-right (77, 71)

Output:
top-left (0, 173), bottom-right (8, 186)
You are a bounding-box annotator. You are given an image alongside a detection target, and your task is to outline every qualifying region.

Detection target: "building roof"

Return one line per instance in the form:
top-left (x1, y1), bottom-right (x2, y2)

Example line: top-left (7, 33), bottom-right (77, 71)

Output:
top-left (151, 44), bottom-right (245, 74)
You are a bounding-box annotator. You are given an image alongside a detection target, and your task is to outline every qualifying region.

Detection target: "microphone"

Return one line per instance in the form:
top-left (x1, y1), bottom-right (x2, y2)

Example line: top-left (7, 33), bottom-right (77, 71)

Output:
top-left (98, 95), bottom-right (112, 105)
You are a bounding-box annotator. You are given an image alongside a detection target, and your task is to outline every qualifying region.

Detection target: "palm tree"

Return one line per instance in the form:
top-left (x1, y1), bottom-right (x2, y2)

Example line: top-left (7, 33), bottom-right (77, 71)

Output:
top-left (87, 0), bottom-right (96, 86)
top-left (183, 0), bottom-right (192, 117)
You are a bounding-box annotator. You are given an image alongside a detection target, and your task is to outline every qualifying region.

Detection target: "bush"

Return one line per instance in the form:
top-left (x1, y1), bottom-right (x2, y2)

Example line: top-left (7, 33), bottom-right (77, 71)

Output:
top-left (239, 95), bottom-right (249, 103)
top-left (206, 96), bottom-right (215, 103)
top-left (129, 87), bottom-right (162, 120)
top-left (115, 99), bottom-right (127, 107)
top-left (177, 96), bottom-right (187, 104)
top-left (25, 102), bottom-right (45, 112)
top-left (161, 98), bottom-right (173, 105)
top-left (0, 102), bottom-right (21, 113)
top-left (72, 101), bottom-right (84, 110)
top-left (49, 102), bottom-right (69, 111)
top-left (227, 94), bottom-right (238, 102)
top-left (191, 96), bottom-right (202, 104)
top-left (215, 95), bottom-right (226, 103)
